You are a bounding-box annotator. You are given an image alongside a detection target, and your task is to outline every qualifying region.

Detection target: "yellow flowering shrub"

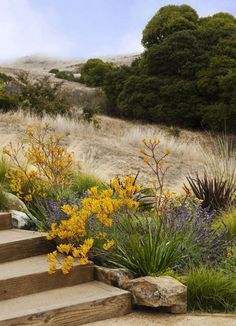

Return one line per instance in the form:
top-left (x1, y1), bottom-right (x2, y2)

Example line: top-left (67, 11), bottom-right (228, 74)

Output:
top-left (3, 124), bottom-right (74, 201)
top-left (47, 175), bottom-right (140, 274)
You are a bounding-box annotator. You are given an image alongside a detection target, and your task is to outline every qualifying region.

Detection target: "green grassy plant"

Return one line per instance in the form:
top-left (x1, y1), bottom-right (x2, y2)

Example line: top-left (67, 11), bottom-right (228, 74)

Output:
top-left (0, 157), bottom-right (10, 190)
top-left (215, 208), bottom-right (236, 240)
top-left (222, 245), bottom-right (236, 274)
top-left (108, 215), bottom-right (186, 277)
top-left (186, 266), bottom-right (236, 312)
top-left (0, 184), bottom-right (7, 211)
top-left (71, 172), bottom-right (105, 196)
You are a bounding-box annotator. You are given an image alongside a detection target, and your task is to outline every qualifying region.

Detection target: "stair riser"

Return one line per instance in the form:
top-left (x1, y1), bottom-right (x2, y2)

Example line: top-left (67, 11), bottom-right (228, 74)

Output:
top-left (0, 213), bottom-right (12, 230)
top-left (0, 264), bottom-right (94, 301)
top-left (0, 293), bottom-right (131, 326)
top-left (0, 237), bottom-right (54, 263)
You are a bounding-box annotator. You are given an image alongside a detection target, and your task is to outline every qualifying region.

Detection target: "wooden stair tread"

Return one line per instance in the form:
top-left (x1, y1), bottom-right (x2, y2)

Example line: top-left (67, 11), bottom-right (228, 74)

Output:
top-left (0, 229), bottom-right (54, 263)
top-left (0, 254), bottom-right (55, 279)
top-left (0, 254), bottom-right (94, 300)
top-left (0, 229), bottom-right (44, 245)
top-left (0, 281), bottom-right (131, 325)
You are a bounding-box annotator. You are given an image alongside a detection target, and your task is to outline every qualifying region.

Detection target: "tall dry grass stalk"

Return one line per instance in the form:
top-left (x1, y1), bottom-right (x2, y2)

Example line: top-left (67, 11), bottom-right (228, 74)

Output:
top-left (201, 134), bottom-right (236, 183)
top-left (0, 111), bottom-right (207, 189)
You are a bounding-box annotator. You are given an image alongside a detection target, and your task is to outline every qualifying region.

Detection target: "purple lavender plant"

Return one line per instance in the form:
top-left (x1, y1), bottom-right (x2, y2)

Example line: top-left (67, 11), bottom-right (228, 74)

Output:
top-left (162, 198), bottom-right (229, 268)
top-left (33, 195), bottom-right (81, 230)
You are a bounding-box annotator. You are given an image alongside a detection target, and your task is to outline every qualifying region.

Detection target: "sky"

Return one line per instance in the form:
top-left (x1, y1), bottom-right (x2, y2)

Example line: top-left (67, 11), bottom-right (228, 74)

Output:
top-left (0, 0), bottom-right (236, 62)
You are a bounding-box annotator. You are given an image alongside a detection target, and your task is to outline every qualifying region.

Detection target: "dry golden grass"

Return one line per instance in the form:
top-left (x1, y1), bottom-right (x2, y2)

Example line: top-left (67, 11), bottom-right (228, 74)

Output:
top-left (0, 111), bottom-right (206, 190)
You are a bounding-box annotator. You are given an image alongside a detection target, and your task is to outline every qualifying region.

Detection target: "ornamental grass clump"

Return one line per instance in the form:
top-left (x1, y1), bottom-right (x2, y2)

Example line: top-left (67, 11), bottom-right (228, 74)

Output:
top-left (3, 124), bottom-right (74, 202)
top-left (186, 266), bottom-right (236, 312)
top-left (47, 175), bottom-right (141, 274)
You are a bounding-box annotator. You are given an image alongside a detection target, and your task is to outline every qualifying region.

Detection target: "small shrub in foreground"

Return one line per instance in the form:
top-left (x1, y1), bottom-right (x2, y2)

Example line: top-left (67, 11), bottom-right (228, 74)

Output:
top-left (108, 214), bottom-right (187, 277)
top-left (162, 198), bottom-right (229, 268)
top-left (186, 266), bottom-right (236, 312)
top-left (46, 176), bottom-right (141, 274)
top-left (3, 124), bottom-right (74, 202)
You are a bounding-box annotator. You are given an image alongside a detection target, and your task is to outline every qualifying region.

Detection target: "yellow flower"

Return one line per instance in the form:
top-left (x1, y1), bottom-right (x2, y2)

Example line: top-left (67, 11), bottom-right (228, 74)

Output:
top-left (79, 257), bottom-right (89, 265)
top-left (47, 251), bottom-right (58, 262)
top-left (227, 248), bottom-right (232, 258)
top-left (26, 127), bottom-right (33, 137)
top-left (24, 194), bottom-right (33, 201)
top-left (103, 239), bottom-right (115, 251)
top-left (143, 157), bottom-right (150, 164)
top-left (48, 262), bottom-right (57, 274)
top-left (2, 147), bottom-right (10, 156)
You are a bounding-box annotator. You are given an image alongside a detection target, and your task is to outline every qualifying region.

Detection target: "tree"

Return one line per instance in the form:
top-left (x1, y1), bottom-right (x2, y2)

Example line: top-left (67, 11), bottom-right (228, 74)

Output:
top-left (80, 58), bottom-right (114, 87)
top-left (144, 30), bottom-right (204, 79)
top-left (117, 75), bottom-right (162, 121)
top-left (102, 65), bottom-right (131, 116)
top-left (142, 5), bottom-right (198, 48)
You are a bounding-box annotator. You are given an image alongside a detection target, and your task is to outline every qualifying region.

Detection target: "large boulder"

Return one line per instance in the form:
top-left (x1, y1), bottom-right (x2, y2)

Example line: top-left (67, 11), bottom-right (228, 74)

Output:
top-left (4, 193), bottom-right (27, 212)
top-left (122, 276), bottom-right (187, 314)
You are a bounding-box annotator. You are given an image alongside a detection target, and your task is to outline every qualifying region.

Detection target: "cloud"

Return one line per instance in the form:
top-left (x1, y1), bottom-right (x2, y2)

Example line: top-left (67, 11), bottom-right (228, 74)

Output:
top-left (0, 0), bottom-right (73, 62)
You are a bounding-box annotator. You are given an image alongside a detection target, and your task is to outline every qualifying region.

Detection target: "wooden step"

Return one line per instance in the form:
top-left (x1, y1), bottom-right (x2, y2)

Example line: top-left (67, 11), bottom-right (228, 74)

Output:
top-left (0, 254), bottom-right (94, 300)
top-left (0, 229), bottom-right (54, 263)
top-left (0, 281), bottom-right (131, 326)
top-left (0, 213), bottom-right (12, 230)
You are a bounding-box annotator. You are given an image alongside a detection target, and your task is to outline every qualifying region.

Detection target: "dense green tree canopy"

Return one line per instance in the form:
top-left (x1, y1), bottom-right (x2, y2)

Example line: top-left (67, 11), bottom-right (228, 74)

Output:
top-left (80, 5), bottom-right (236, 133)
top-left (80, 59), bottom-right (114, 87)
top-left (142, 5), bottom-right (198, 48)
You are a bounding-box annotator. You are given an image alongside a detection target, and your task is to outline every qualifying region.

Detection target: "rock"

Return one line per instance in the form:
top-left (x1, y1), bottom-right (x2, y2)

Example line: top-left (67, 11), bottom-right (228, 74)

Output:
top-left (4, 193), bottom-right (27, 212)
top-left (122, 276), bottom-right (187, 314)
top-left (94, 265), bottom-right (133, 288)
top-left (10, 210), bottom-right (29, 229)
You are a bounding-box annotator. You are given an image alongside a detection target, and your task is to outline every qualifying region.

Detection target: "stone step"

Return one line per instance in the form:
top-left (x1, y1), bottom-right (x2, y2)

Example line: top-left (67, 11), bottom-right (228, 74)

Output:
top-left (0, 254), bottom-right (94, 300)
top-left (0, 281), bottom-right (131, 326)
top-left (0, 213), bottom-right (12, 230)
top-left (0, 229), bottom-right (54, 263)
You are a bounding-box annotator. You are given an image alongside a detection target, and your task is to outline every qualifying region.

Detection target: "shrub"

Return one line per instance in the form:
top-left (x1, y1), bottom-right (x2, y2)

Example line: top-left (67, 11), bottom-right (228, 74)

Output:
top-left (216, 208), bottom-right (236, 240)
top-left (186, 266), bottom-right (236, 312)
top-left (55, 70), bottom-right (77, 82)
top-left (108, 214), bottom-right (187, 277)
top-left (46, 176), bottom-right (141, 274)
top-left (0, 72), bottom-right (12, 83)
top-left (28, 196), bottom-right (81, 231)
top-left (222, 244), bottom-right (236, 274)
top-left (0, 157), bottom-right (10, 189)
top-left (49, 68), bottom-right (59, 74)
top-left (3, 124), bottom-right (74, 202)
top-left (71, 172), bottom-right (105, 196)
top-left (82, 5), bottom-right (236, 132)
top-left (186, 134), bottom-right (236, 211)
top-left (80, 59), bottom-right (114, 87)
top-left (186, 173), bottom-right (236, 211)
top-left (162, 198), bottom-right (229, 268)
top-left (16, 72), bottom-right (71, 116)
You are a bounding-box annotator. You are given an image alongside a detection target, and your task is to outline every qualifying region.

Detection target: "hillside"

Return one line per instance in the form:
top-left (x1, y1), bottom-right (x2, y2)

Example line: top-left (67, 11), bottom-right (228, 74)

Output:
top-left (0, 54), bottom-right (208, 190)
top-left (0, 110), bottom-right (205, 191)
